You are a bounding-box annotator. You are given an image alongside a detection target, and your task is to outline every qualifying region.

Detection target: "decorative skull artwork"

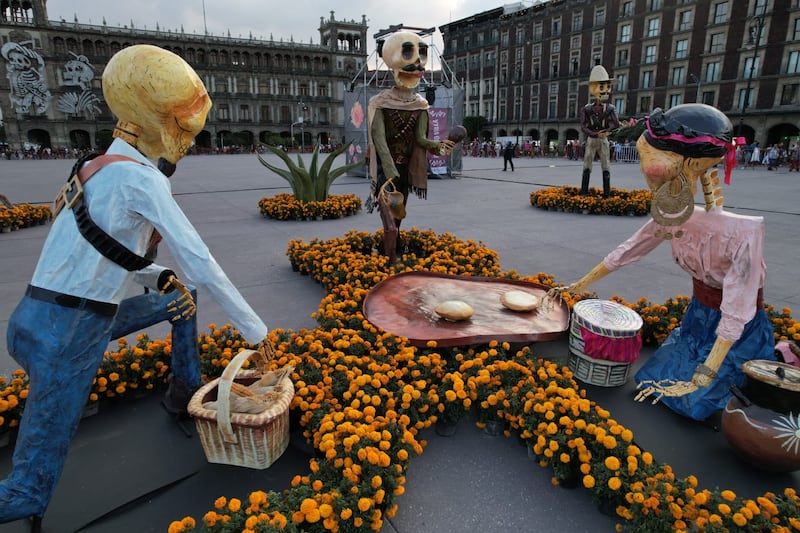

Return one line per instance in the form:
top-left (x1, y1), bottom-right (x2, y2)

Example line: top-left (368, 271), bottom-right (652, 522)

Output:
top-left (57, 52), bottom-right (101, 116)
top-left (1, 41), bottom-right (52, 115)
top-left (62, 52), bottom-right (94, 89)
top-left (381, 31), bottom-right (428, 90)
top-left (102, 44), bottom-right (212, 175)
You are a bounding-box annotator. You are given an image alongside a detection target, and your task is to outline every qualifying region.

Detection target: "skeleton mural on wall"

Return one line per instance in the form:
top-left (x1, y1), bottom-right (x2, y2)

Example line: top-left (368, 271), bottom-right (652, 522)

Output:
top-left (57, 52), bottom-right (101, 116)
top-left (1, 41), bottom-right (51, 115)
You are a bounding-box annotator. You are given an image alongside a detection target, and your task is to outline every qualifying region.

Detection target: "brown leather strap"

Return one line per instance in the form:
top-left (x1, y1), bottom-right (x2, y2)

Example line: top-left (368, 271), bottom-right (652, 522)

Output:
top-left (692, 278), bottom-right (763, 311)
top-left (76, 154), bottom-right (142, 184)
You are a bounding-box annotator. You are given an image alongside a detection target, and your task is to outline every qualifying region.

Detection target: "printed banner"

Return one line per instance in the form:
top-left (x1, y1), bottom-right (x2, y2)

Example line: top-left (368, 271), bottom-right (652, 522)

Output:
top-left (427, 107), bottom-right (449, 175)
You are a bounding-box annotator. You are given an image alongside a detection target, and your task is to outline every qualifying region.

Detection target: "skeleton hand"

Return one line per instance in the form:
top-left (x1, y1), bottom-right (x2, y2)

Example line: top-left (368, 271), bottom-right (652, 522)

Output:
top-left (541, 285), bottom-right (570, 313)
top-left (256, 335), bottom-right (277, 362)
top-left (437, 140), bottom-right (457, 156)
top-left (162, 275), bottom-right (196, 322)
top-left (634, 379), bottom-right (699, 404)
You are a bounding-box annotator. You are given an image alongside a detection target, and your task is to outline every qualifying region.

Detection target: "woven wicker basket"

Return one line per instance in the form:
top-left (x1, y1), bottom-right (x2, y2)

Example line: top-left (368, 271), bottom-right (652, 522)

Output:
top-left (187, 348), bottom-right (293, 469)
top-left (567, 347), bottom-right (631, 387)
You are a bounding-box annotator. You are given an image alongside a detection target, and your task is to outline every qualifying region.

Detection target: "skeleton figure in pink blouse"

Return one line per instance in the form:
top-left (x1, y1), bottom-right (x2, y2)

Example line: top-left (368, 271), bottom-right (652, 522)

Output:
top-left (568, 103), bottom-right (775, 421)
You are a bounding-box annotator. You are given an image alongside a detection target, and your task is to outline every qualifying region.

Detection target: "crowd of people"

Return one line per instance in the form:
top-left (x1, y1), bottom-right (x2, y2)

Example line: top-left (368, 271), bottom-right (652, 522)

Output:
top-left (738, 141), bottom-right (800, 171)
top-left (462, 137), bottom-right (639, 162)
top-left (0, 145), bottom-right (94, 160)
top-left (0, 142), bottom-right (343, 161)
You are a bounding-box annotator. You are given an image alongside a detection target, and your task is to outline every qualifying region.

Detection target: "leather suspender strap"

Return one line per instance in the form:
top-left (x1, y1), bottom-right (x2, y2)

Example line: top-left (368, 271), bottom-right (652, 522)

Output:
top-left (56, 153), bottom-right (155, 272)
top-left (77, 154), bottom-right (143, 184)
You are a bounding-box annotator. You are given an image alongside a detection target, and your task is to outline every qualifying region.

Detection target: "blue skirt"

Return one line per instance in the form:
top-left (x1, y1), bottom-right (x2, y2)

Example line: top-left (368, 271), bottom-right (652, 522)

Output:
top-left (634, 298), bottom-right (775, 420)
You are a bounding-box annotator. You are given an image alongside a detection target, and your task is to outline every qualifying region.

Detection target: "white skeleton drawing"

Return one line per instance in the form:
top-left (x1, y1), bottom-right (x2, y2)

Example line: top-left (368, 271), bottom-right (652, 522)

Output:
top-left (57, 52), bottom-right (101, 116)
top-left (1, 41), bottom-right (51, 114)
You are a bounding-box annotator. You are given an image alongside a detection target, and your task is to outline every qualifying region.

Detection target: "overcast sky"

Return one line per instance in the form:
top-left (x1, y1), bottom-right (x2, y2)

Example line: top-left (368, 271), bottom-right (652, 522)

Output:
top-left (45, 0), bottom-right (512, 66)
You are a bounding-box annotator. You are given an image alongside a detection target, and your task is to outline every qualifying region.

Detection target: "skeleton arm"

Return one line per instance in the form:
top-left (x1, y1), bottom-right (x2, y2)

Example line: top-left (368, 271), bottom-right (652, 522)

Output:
top-left (568, 261), bottom-right (612, 294)
top-left (371, 110), bottom-right (399, 180)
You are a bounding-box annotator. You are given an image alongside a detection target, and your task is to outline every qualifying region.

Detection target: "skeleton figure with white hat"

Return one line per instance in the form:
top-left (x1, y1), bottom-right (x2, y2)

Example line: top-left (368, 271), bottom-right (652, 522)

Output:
top-left (580, 65), bottom-right (620, 197)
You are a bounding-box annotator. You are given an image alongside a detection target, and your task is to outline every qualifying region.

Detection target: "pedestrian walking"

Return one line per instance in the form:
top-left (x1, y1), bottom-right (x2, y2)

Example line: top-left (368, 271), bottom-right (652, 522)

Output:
top-left (503, 141), bottom-right (515, 171)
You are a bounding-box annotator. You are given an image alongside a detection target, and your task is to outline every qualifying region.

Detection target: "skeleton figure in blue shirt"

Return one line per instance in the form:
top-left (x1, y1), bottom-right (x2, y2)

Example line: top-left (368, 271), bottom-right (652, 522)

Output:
top-left (0, 45), bottom-right (271, 529)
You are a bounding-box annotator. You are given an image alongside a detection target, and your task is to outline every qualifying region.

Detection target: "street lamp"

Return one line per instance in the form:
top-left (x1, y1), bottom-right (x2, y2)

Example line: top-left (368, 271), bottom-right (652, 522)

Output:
top-left (297, 101), bottom-right (308, 153)
top-left (689, 73), bottom-right (701, 103)
top-left (290, 121), bottom-right (302, 150)
top-left (738, 6), bottom-right (766, 138)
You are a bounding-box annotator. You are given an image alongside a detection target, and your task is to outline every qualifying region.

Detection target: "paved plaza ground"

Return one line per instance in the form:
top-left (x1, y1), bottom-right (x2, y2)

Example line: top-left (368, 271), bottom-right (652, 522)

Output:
top-left (0, 152), bottom-right (798, 532)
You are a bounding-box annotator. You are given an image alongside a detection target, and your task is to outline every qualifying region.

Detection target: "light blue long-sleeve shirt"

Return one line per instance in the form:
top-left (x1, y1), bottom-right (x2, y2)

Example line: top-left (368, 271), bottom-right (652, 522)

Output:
top-left (30, 138), bottom-right (268, 342)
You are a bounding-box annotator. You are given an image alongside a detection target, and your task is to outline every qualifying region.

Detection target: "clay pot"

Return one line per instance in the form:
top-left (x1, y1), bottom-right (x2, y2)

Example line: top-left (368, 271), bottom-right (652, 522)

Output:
top-left (741, 360), bottom-right (800, 415)
top-left (721, 396), bottom-right (800, 472)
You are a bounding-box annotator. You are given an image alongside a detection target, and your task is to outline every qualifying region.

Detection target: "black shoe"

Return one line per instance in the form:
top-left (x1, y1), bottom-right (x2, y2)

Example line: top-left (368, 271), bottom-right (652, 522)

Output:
top-left (163, 375), bottom-right (195, 416)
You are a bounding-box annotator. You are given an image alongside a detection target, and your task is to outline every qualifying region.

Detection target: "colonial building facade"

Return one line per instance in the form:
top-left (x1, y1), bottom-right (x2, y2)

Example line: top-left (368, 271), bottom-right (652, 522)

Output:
top-left (0, 1), bottom-right (368, 151)
top-left (440, 0), bottom-right (800, 147)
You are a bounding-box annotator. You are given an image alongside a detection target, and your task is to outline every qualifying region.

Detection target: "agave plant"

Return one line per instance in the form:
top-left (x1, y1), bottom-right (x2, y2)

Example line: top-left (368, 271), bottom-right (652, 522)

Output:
top-left (256, 143), bottom-right (361, 202)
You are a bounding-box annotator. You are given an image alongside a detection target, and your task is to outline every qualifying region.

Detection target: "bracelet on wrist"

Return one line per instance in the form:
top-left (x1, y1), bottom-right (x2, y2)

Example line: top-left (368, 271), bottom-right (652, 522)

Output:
top-left (694, 364), bottom-right (718, 379)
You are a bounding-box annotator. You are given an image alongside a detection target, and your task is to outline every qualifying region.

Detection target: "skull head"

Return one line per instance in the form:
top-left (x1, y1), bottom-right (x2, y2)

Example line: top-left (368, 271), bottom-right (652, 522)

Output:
top-left (588, 65), bottom-right (613, 104)
top-left (103, 45), bottom-right (211, 174)
top-left (381, 31), bottom-right (428, 90)
top-left (7, 50), bottom-right (30, 71)
top-left (63, 54), bottom-right (94, 89)
top-left (1, 42), bottom-right (34, 71)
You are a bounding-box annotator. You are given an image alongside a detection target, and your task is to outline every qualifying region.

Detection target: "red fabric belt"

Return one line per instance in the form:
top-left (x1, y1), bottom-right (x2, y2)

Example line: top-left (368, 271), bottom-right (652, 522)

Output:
top-left (692, 278), bottom-right (763, 311)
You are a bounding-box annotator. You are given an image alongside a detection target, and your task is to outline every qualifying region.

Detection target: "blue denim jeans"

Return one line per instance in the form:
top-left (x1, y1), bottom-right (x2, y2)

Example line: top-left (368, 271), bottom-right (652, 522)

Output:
top-left (0, 286), bottom-right (200, 522)
top-left (110, 286), bottom-right (201, 389)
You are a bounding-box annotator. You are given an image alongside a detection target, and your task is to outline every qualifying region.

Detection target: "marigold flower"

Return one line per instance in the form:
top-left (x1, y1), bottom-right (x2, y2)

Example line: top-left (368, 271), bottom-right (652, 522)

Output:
top-left (358, 497), bottom-right (372, 512)
top-left (604, 456), bottom-right (621, 471)
top-left (608, 476), bottom-right (622, 491)
top-left (203, 511), bottom-right (218, 526)
top-left (583, 475), bottom-right (595, 489)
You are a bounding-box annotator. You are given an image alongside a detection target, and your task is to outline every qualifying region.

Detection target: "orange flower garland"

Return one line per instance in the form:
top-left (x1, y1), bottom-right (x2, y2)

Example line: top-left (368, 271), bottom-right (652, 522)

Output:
top-left (0, 227), bottom-right (797, 532)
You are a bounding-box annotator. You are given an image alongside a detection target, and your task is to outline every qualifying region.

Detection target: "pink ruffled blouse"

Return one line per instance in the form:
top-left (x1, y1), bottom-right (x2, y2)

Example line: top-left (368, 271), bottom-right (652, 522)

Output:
top-left (603, 206), bottom-right (766, 341)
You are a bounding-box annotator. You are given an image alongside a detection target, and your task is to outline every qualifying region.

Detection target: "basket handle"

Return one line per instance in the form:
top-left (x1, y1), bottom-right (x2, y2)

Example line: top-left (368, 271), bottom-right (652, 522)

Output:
top-left (216, 348), bottom-right (267, 444)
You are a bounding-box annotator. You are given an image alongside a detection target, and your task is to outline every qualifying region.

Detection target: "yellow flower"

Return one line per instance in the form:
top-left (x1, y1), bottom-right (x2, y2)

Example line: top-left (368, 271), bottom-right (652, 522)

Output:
top-left (604, 456), bottom-right (620, 471)
top-left (358, 497), bottom-right (372, 512)
top-left (583, 475), bottom-right (595, 489)
top-left (608, 476), bottom-right (622, 491)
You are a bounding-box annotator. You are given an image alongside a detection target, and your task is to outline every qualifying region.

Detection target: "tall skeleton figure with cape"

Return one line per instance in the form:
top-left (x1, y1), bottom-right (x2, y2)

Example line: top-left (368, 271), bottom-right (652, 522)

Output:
top-left (366, 31), bottom-right (456, 263)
